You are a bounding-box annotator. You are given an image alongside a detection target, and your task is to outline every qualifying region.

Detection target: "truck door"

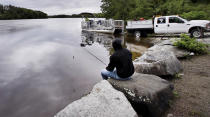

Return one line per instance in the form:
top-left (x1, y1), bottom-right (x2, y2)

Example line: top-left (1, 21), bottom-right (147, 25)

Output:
top-left (154, 17), bottom-right (168, 34)
top-left (167, 17), bottom-right (188, 33)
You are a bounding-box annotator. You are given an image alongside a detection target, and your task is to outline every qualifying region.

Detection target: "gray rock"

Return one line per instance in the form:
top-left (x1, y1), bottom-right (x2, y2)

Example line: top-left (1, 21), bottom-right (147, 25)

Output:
top-left (134, 50), bottom-right (183, 76)
top-left (108, 73), bottom-right (174, 117)
top-left (167, 113), bottom-right (174, 117)
top-left (149, 43), bottom-right (190, 59)
top-left (197, 38), bottom-right (210, 44)
top-left (54, 80), bottom-right (137, 117)
top-left (157, 40), bottom-right (174, 46)
top-left (190, 52), bottom-right (195, 56)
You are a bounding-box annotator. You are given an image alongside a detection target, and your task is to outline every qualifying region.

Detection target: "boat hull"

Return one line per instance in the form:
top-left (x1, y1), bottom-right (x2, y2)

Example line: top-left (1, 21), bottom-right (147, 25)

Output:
top-left (82, 29), bottom-right (115, 34)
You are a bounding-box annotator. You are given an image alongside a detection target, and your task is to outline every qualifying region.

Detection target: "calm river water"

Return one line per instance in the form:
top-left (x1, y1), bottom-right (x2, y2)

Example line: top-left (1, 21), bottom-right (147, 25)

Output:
top-left (0, 18), bottom-right (152, 117)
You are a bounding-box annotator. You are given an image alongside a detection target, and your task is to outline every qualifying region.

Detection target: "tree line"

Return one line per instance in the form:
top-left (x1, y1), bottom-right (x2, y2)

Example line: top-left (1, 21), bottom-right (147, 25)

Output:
top-left (0, 4), bottom-right (47, 20)
top-left (101, 0), bottom-right (210, 20)
top-left (49, 14), bottom-right (83, 18)
top-left (49, 13), bottom-right (104, 18)
top-left (0, 4), bottom-right (103, 19)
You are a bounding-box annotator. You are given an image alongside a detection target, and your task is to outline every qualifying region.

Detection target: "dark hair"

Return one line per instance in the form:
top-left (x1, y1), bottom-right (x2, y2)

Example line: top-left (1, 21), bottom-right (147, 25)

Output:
top-left (112, 39), bottom-right (122, 51)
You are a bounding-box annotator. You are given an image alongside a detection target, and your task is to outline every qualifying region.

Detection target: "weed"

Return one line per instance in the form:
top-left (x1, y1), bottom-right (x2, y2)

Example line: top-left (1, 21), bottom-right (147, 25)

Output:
top-left (188, 110), bottom-right (205, 117)
top-left (168, 100), bottom-right (174, 108)
top-left (174, 73), bottom-right (183, 79)
top-left (173, 91), bottom-right (179, 98)
top-left (173, 34), bottom-right (208, 54)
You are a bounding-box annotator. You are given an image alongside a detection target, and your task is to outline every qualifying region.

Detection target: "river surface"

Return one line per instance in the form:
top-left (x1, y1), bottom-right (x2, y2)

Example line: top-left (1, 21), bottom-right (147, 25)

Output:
top-left (0, 18), bottom-right (152, 117)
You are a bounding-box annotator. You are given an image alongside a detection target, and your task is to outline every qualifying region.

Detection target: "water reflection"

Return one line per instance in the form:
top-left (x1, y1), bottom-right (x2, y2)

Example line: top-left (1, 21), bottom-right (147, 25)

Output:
top-left (0, 18), bottom-right (152, 117)
top-left (0, 19), bottom-right (104, 117)
top-left (80, 31), bottom-right (151, 61)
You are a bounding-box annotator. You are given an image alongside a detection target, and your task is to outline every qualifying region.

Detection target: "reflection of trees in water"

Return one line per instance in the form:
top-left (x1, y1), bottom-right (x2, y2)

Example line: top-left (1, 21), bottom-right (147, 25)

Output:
top-left (80, 31), bottom-right (126, 56)
top-left (80, 31), bottom-right (122, 49)
top-left (80, 31), bottom-right (150, 60)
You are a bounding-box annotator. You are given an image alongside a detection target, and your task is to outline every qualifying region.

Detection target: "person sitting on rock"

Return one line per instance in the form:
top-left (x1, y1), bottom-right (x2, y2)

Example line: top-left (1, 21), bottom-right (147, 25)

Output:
top-left (101, 39), bottom-right (134, 80)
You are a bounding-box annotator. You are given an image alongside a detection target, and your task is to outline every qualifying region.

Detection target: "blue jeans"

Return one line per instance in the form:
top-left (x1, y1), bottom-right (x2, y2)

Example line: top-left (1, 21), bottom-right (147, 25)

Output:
top-left (101, 69), bottom-right (131, 80)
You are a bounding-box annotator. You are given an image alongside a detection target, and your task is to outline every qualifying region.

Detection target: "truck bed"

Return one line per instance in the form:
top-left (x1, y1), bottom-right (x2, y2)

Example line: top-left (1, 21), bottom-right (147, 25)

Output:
top-left (126, 20), bottom-right (153, 29)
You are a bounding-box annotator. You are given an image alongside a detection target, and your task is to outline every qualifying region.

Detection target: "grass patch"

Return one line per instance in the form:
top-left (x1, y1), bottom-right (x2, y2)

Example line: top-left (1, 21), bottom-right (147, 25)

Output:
top-left (188, 110), bottom-right (205, 117)
top-left (173, 91), bottom-right (179, 98)
top-left (173, 34), bottom-right (208, 55)
top-left (174, 73), bottom-right (183, 79)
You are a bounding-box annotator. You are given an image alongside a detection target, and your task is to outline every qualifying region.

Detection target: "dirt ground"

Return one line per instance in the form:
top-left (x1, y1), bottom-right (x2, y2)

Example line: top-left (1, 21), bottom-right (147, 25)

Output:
top-left (165, 51), bottom-right (210, 117)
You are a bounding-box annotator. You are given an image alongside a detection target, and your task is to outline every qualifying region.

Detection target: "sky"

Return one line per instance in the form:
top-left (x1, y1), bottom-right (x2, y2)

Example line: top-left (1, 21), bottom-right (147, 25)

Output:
top-left (0, 0), bottom-right (102, 15)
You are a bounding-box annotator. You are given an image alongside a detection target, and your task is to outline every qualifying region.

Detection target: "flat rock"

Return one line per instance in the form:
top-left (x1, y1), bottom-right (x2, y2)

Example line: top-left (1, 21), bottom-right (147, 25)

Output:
top-left (152, 39), bottom-right (191, 58)
top-left (197, 38), bottom-right (210, 44)
top-left (134, 50), bottom-right (183, 76)
top-left (54, 80), bottom-right (137, 117)
top-left (108, 73), bottom-right (174, 117)
top-left (148, 44), bottom-right (190, 58)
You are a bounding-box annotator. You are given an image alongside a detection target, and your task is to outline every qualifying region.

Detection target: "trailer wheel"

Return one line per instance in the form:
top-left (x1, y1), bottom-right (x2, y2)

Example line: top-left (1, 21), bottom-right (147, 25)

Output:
top-left (190, 28), bottom-right (203, 38)
top-left (135, 31), bottom-right (141, 38)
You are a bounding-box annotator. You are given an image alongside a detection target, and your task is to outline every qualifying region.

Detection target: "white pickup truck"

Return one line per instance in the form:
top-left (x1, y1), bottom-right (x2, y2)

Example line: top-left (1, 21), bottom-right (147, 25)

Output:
top-left (126, 15), bottom-right (210, 38)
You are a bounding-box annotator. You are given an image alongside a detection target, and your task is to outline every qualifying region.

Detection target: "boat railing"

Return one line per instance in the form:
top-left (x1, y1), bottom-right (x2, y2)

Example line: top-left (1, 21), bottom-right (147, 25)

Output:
top-left (114, 20), bottom-right (124, 28)
top-left (81, 19), bottom-right (115, 30)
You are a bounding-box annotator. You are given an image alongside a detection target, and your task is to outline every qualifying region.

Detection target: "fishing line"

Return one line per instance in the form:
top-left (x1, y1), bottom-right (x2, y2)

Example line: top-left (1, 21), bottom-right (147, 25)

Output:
top-left (83, 47), bottom-right (107, 66)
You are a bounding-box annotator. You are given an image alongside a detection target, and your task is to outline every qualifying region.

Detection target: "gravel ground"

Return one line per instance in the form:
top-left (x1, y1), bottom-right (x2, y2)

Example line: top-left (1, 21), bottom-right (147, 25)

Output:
top-left (165, 48), bottom-right (210, 117)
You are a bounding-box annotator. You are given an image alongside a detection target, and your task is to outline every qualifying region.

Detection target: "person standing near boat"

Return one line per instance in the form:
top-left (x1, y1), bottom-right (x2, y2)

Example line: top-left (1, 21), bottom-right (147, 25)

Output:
top-left (101, 39), bottom-right (134, 80)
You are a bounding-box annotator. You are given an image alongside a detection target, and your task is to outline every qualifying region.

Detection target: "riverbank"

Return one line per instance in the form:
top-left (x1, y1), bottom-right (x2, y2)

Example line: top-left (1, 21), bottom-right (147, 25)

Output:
top-left (133, 36), bottom-right (210, 117)
top-left (147, 36), bottom-right (210, 117)
top-left (165, 51), bottom-right (210, 117)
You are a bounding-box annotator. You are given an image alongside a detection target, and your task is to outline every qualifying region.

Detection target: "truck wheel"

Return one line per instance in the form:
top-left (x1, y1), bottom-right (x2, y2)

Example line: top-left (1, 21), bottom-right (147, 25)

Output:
top-left (142, 32), bottom-right (148, 37)
top-left (190, 29), bottom-right (203, 38)
top-left (135, 31), bottom-right (141, 38)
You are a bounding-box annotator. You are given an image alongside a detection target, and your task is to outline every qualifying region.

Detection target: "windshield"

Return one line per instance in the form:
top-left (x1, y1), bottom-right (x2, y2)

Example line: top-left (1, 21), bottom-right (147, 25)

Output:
top-left (179, 16), bottom-right (189, 22)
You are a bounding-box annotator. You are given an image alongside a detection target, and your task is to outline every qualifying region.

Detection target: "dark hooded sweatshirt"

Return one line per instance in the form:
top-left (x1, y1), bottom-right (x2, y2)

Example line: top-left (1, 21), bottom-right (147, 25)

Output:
top-left (106, 39), bottom-right (134, 78)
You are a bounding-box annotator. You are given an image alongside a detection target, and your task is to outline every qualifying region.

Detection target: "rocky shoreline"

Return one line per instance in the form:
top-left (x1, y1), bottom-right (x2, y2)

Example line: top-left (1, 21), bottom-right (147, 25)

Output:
top-left (54, 36), bottom-right (210, 117)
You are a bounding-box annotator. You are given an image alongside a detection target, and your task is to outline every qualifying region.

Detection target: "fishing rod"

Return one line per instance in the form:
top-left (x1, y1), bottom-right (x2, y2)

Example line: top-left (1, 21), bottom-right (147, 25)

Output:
top-left (83, 47), bottom-right (107, 66)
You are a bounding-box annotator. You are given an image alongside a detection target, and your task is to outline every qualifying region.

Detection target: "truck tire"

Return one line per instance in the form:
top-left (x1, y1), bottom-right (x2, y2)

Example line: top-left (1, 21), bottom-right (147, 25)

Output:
top-left (142, 32), bottom-right (148, 37)
top-left (135, 31), bottom-right (141, 38)
top-left (190, 29), bottom-right (204, 38)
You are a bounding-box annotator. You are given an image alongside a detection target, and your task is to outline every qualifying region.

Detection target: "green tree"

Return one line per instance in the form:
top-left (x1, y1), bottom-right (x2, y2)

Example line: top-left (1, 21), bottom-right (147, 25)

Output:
top-left (0, 4), bottom-right (47, 20)
top-left (101, 0), bottom-right (136, 20)
top-left (0, 4), bottom-right (3, 13)
top-left (130, 0), bottom-right (155, 19)
top-left (100, 0), bottom-right (210, 20)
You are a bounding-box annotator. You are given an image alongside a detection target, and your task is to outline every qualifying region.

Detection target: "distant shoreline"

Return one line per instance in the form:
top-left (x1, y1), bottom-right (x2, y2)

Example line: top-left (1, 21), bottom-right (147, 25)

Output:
top-left (0, 4), bottom-right (47, 20)
top-left (0, 17), bottom-right (94, 20)
top-left (0, 17), bottom-right (104, 20)
top-left (0, 18), bottom-right (48, 20)
top-left (0, 4), bottom-right (103, 20)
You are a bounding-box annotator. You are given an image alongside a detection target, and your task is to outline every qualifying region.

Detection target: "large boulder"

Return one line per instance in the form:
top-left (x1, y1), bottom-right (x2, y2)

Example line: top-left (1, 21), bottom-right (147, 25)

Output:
top-left (150, 45), bottom-right (190, 58)
top-left (134, 50), bottom-right (183, 76)
top-left (149, 40), bottom-right (191, 58)
top-left (108, 73), bottom-right (174, 117)
top-left (54, 80), bottom-right (137, 117)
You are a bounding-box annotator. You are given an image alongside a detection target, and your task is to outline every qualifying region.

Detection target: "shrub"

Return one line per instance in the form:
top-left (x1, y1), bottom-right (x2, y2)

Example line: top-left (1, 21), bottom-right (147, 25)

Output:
top-left (173, 34), bottom-right (208, 54)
